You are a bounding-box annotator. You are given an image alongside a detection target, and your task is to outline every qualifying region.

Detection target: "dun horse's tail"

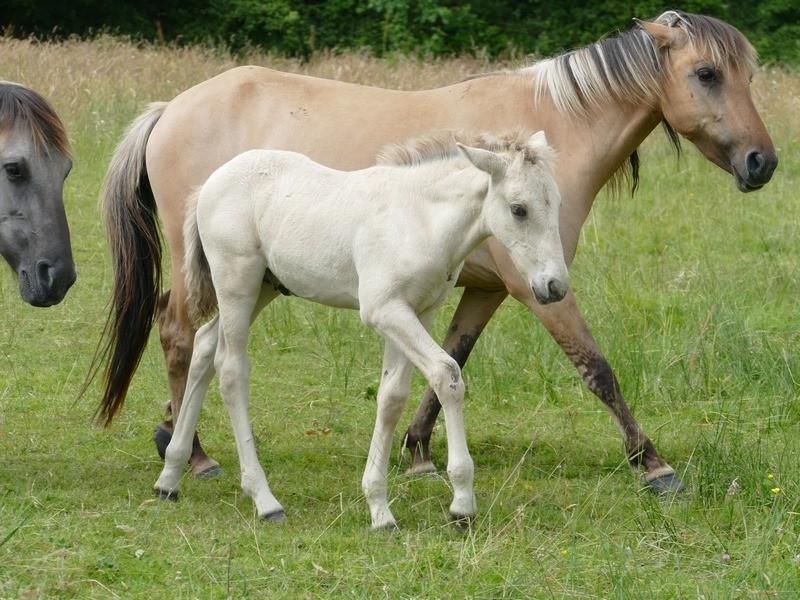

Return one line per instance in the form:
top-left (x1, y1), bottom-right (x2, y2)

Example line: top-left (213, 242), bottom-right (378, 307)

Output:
top-left (183, 190), bottom-right (217, 326)
top-left (89, 102), bottom-right (166, 426)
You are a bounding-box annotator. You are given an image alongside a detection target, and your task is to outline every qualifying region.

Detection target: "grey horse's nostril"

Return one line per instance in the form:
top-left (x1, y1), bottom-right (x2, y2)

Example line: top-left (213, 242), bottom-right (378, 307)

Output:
top-left (36, 259), bottom-right (56, 292)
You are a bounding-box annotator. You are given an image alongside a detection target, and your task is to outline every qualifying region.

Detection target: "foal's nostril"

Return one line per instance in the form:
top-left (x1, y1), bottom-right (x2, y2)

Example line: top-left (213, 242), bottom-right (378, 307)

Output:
top-left (547, 278), bottom-right (566, 301)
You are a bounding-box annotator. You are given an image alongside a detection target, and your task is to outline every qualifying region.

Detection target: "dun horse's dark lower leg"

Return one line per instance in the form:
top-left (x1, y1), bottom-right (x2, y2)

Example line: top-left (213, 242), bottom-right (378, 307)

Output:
top-left (538, 293), bottom-right (683, 493)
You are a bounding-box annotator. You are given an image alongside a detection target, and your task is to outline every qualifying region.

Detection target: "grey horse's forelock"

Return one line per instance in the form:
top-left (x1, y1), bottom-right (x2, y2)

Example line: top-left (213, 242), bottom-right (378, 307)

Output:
top-left (529, 11), bottom-right (758, 119)
top-left (0, 81), bottom-right (72, 157)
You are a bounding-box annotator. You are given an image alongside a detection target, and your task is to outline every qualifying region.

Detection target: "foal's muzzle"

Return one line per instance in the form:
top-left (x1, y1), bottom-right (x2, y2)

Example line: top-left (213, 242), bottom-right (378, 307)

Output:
top-left (532, 277), bottom-right (568, 305)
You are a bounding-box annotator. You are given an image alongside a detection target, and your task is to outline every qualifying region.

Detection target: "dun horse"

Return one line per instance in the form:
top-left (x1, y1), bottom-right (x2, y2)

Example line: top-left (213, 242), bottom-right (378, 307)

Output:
top-left (155, 131), bottom-right (567, 528)
top-left (97, 11), bottom-right (777, 494)
top-left (0, 82), bottom-right (75, 306)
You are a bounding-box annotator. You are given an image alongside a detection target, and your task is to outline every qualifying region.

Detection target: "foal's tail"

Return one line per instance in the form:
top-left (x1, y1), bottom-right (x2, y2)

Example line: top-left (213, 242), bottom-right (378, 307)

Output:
top-left (88, 102), bottom-right (166, 427)
top-left (183, 190), bottom-right (217, 327)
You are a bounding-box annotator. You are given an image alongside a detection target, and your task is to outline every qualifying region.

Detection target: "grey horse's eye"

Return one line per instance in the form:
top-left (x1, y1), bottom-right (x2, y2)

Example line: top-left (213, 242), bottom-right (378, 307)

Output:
top-left (510, 204), bottom-right (527, 218)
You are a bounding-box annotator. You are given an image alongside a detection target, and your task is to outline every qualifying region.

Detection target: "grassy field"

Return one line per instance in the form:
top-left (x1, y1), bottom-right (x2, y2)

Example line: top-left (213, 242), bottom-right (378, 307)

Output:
top-left (1, 37), bottom-right (799, 598)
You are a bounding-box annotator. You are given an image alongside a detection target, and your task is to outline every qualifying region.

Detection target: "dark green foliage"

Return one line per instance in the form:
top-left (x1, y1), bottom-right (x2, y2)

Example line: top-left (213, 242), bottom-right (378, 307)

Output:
top-left (1, 0), bottom-right (797, 63)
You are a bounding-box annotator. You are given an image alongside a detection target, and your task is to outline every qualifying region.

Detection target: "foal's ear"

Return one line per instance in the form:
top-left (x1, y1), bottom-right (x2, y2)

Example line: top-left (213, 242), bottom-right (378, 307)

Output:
top-left (527, 130), bottom-right (548, 150)
top-left (635, 18), bottom-right (688, 50)
top-left (458, 144), bottom-right (507, 179)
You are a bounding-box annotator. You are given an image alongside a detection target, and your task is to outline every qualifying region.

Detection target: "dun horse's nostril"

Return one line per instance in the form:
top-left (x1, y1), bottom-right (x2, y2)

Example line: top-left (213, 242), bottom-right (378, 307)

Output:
top-left (746, 151), bottom-right (766, 179)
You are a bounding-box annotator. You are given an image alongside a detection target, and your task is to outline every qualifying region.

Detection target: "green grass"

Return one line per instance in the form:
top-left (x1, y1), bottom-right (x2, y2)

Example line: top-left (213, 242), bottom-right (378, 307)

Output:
top-left (1, 38), bottom-right (799, 597)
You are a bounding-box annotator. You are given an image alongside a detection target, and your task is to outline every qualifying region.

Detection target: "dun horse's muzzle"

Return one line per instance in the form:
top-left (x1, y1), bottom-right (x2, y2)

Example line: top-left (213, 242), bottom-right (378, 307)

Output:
top-left (736, 149), bottom-right (778, 192)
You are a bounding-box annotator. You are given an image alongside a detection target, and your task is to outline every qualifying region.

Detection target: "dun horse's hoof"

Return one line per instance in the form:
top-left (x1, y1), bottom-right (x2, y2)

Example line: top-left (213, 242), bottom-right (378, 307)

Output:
top-left (450, 513), bottom-right (474, 531)
top-left (195, 464), bottom-right (224, 479)
top-left (645, 471), bottom-right (685, 495)
top-left (153, 424), bottom-right (172, 460)
top-left (263, 510), bottom-right (287, 523)
top-left (405, 461), bottom-right (437, 476)
top-left (155, 488), bottom-right (178, 502)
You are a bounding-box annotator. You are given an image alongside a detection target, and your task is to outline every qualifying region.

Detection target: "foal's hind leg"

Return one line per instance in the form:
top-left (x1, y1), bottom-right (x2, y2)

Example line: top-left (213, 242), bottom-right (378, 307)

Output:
top-left (155, 287), bottom-right (222, 478)
top-left (155, 315), bottom-right (220, 498)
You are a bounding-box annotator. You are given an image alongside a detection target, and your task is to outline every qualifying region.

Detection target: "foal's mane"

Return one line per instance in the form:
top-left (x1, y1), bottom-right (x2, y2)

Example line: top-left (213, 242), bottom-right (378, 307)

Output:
top-left (377, 129), bottom-right (555, 172)
top-left (465, 11), bottom-right (757, 195)
top-left (0, 82), bottom-right (72, 157)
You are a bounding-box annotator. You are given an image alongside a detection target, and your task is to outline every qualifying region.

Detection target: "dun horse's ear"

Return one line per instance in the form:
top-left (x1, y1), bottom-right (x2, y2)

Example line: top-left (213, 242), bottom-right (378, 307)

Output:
top-left (635, 18), bottom-right (687, 50)
top-left (458, 144), bottom-right (507, 180)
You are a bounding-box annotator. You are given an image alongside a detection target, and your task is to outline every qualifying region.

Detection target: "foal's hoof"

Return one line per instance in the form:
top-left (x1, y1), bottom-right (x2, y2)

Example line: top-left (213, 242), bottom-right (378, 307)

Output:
top-left (645, 471), bottom-right (685, 495)
top-left (450, 513), bottom-right (474, 532)
top-left (262, 510), bottom-right (287, 523)
top-left (153, 424), bottom-right (172, 460)
top-left (155, 488), bottom-right (178, 502)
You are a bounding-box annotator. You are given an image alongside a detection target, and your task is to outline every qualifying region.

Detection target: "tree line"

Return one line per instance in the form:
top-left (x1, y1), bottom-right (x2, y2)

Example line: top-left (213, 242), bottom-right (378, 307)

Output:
top-left (3, 0), bottom-right (798, 65)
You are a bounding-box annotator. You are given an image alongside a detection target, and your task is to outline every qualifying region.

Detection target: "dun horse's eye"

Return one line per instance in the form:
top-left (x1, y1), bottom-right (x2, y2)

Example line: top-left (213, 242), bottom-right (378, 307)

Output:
top-left (510, 204), bottom-right (527, 218)
top-left (696, 67), bottom-right (717, 84)
top-left (4, 164), bottom-right (22, 181)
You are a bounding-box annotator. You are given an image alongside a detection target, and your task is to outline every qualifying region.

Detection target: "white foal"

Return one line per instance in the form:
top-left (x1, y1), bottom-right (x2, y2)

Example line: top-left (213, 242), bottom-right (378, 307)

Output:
top-left (154, 129), bottom-right (569, 529)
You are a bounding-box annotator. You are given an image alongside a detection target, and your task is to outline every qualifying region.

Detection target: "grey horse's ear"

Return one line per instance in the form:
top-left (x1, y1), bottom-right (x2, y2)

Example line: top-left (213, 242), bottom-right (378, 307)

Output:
top-left (458, 143), bottom-right (508, 180)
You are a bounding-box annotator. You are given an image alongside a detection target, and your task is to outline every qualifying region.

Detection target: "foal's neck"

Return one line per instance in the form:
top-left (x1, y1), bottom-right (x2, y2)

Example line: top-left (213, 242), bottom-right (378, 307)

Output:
top-left (424, 162), bottom-right (492, 265)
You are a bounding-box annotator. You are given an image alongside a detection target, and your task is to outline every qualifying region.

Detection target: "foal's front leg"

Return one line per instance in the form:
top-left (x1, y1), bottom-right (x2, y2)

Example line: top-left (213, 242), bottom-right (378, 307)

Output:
top-left (364, 301), bottom-right (476, 527)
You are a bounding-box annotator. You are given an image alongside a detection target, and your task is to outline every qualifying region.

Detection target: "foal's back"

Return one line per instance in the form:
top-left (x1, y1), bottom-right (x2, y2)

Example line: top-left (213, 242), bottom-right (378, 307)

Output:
top-left (195, 149), bottom-right (477, 310)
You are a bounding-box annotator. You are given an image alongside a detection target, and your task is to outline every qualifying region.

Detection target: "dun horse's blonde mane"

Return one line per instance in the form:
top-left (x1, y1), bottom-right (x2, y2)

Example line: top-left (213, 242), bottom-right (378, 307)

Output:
top-left (377, 129), bottom-right (555, 173)
top-left (0, 81), bottom-right (72, 157)
top-left (528, 10), bottom-right (758, 119)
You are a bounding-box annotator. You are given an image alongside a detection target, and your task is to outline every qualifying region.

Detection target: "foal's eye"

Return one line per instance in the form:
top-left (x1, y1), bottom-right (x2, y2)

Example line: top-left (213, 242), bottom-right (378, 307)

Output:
top-left (696, 67), bottom-right (717, 84)
top-left (4, 164), bottom-right (22, 181)
top-left (510, 204), bottom-right (527, 218)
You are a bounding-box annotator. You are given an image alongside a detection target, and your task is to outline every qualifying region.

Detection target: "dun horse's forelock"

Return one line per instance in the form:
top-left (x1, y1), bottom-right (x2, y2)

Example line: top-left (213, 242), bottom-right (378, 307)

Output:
top-left (530, 11), bottom-right (757, 119)
top-left (0, 82), bottom-right (72, 158)
top-left (377, 129), bottom-right (552, 170)
top-left (655, 11), bottom-right (758, 74)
